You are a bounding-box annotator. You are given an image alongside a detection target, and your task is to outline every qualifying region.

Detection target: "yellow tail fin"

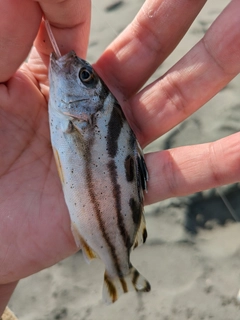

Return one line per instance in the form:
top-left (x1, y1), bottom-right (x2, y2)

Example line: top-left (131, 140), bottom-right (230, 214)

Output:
top-left (103, 265), bottom-right (151, 304)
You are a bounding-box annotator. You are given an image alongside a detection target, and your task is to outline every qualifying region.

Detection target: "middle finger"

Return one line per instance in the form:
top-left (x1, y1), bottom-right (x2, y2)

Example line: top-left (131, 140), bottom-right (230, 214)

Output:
top-left (129, 0), bottom-right (240, 147)
top-left (95, 0), bottom-right (207, 98)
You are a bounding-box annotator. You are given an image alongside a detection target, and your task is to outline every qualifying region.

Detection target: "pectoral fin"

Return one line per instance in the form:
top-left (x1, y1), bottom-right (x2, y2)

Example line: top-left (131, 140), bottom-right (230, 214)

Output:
top-left (53, 147), bottom-right (64, 184)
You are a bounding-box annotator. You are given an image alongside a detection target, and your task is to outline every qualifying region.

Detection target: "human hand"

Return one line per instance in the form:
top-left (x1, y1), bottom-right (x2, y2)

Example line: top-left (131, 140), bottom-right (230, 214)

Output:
top-left (94, 0), bottom-right (240, 205)
top-left (0, 0), bottom-right (91, 312)
top-left (1, 0), bottom-right (240, 313)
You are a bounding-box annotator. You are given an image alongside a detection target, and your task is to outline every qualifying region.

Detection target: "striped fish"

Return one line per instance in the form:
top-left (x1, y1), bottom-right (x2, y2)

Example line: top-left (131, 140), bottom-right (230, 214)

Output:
top-left (48, 51), bottom-right (151, 303)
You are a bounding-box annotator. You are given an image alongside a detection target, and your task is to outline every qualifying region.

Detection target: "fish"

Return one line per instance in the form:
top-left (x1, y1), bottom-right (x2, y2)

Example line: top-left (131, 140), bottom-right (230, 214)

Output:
top-left (48, 50), bottom-right (151, 304)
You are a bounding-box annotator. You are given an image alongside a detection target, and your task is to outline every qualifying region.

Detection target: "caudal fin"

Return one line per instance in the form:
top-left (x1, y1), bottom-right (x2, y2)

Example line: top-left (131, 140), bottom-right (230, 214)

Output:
top-left (102, 265), bottom-right (151, 304)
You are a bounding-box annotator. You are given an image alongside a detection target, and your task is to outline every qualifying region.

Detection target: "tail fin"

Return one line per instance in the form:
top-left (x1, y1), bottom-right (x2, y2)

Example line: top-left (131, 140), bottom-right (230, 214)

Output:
top-left (102, 265), bottom-right (151, 304)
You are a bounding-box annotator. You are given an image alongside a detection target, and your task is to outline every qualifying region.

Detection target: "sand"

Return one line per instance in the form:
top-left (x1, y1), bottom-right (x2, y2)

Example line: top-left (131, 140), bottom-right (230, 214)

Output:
top-left (8, 0), bottom-right (240, 319)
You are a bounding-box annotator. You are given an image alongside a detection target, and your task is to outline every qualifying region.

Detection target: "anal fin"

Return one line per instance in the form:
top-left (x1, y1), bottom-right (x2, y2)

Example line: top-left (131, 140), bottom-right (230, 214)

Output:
top-left (71, 222), bottom-right (98, 263)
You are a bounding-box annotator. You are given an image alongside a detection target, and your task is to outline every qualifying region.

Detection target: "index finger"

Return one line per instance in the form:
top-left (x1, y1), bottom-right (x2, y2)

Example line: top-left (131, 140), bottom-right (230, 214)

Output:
top-left (0, 0), bottom-right (91, 83)
top-left (94, 0), bottom-right (207, 98)
top-left (0, 0), bottom-right (41, 82)
top-left (34, 0), bottom-right (91, 60)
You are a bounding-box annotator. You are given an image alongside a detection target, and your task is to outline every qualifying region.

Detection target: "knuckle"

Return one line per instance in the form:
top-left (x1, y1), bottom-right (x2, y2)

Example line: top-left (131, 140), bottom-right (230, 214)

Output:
top-left (208, 142), bottom-right (222, 185)
top-left (162, 150), bottom-right (179, 198)
top-left (163, 74), bottom-right (189, 116)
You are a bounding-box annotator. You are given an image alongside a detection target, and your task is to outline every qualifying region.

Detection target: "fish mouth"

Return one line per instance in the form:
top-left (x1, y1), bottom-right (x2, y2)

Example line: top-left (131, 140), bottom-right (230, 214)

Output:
top-left (50, 51), bottom-right (59, 61)
top-left (51, 50), bottom-right (76, 61)
top-left (50, 50), bottom-right (77, 70)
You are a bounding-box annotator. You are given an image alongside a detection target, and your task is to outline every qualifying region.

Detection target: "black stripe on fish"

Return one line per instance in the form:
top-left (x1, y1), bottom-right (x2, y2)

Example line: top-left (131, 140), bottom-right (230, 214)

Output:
top-left (142, 227), bottom-right (148, 244)
top-left (104, 273), bottom-right (117, 302)
top-left (131, 266), bottom-right (140, 287)
top-left (137, 153), bottom-right (148, 192)
top-left (120, 278), bottom-right (128, 293)
top-left (107, 102), bottom-right (124, 158)
top-left (104, 265), bottom-right (150, 303)
top-left (131, 265), bottom-right (151, 292)
top-left (112, 99), bottom-right (126, 120)
top-left (107, 159), bottom-right (131, 250)
top-left (128, 130), bottom-right (136, 150)
top-left (85, 138), bottom-right (123, 277)
top-left (124, 155), bottom-right (135, 182)
top-left (99, 79), bottom-right (110, 104)
top-left (129, 197), bottom-right (141, 226)
top-left (104, 273), bottom-right (128, 304)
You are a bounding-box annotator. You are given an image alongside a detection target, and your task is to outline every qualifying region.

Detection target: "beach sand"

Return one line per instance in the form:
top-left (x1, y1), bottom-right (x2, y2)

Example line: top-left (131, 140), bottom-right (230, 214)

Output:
top-left (9, 0), bottom-right (240, 319)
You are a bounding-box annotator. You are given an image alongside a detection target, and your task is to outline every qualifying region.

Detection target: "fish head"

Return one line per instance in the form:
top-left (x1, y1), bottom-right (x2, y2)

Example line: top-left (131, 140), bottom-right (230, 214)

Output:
top-left (49, 50), bottom-right (107, 118)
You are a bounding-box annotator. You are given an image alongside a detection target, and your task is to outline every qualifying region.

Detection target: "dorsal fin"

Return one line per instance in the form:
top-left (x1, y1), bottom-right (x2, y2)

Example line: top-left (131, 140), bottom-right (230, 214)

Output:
top-left (137, 141), bottom-right (148, 192)
top-left (132, 213), bottom-right (147, 250)
top-left (134, 141), bottom-right (148, 203)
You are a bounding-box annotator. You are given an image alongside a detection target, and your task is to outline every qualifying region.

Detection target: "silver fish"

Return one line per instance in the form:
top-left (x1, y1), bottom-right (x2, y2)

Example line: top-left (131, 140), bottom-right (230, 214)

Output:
top-left (48, 51), bottom-right (150, 303)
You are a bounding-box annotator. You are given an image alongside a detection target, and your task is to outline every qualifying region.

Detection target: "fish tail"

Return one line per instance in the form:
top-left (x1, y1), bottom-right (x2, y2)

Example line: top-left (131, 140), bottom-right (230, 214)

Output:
top-left (102, 265), bottom-right (151, 304)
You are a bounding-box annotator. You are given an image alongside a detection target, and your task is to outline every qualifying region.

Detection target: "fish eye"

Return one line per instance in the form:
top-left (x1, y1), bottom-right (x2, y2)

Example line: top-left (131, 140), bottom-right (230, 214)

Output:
top-left (79, 68), bottom-right (95, 85)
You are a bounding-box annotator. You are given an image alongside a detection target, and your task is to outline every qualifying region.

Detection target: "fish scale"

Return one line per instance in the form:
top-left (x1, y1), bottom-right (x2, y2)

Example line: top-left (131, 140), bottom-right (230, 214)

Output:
top-left (48, 50), bottom-right (150, 303)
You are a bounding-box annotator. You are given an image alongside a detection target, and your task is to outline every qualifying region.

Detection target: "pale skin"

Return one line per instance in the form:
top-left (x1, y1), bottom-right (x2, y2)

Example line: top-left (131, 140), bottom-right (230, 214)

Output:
top-left (0, 0), bottom-right (240, 313)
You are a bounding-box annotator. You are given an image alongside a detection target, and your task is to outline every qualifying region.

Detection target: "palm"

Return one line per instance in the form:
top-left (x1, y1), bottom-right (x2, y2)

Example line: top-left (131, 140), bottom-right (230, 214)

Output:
top-left (0, 2), bottom-right (91, 291)
top-left (0, 59), bottom-right (76, 283)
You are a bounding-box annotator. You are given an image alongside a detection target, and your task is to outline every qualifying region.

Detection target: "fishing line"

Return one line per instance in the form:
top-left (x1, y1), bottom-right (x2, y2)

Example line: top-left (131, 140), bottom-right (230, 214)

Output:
top-left (92, 1), bottom-right (119, 37)
top-left (44, 19), bottom-right (62, 58)
top-left (216, 188), bottom-right (239, 222)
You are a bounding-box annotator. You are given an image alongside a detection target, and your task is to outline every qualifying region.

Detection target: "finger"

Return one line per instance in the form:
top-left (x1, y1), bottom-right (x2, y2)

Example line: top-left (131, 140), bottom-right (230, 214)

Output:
top-left (0, 0), bottom-right (42, 82)
top-left (129, 0), bottom-right (240, 146)
top-left (33, 0), bottom-right (91, 63)
top-left (144, 132), bottom-right (240, 205)
top-left (94, 0), bottom-right (207, 97)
